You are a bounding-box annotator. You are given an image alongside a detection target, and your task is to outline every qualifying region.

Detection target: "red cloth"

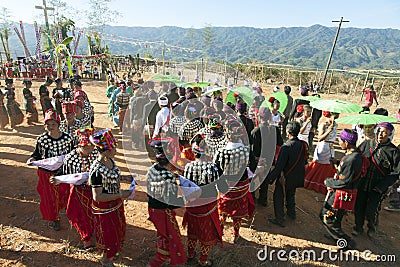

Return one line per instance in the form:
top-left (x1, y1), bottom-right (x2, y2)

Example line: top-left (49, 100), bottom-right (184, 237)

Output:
top-left (363, 89), bottom-right (377, 107)
top-left (218, 179), bottom-right (255, 219)
top-left (36, 169), bottom-right (70, 221)
top-left (304, 161), bottom-right (336, 194)
top-left (181, 147), bottom-right (195, 161)
top-left (148, 208), bottom-right (187, 266)
top-left (92, 199), bottom-right (126, 259)
top-left (66, 185), bottom-right (94, 242)
top-left (183, 201), bottom-right (222, 246)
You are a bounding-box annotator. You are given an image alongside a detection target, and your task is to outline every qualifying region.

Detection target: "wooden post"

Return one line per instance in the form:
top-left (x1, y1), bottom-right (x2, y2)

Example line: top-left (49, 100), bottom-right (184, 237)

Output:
top-left (286, 68), bottom-right (290, 84)
top-left (353, 77), bottom-right (361, 95)
top-left (378, 81), bottom-right (385, 101)
top-left (360, 70), bottom-right (370, 100)
top-left (328, 70), bottom-right (334, 93)
top-left (299, 71), bottom-right (302, 87)
top-left (396, 78), bottom-right (400, 101)
top-left (320, 17), bottom-right (349, 92)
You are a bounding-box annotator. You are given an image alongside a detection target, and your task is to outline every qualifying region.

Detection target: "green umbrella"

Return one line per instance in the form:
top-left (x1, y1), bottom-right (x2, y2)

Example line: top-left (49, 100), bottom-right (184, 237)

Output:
top-left (186, 82), bottom-right (211, 89)
top-left (298, 95), bottom-right (322, 102)
top-left (224, 86), bottom-right (254, 107)
top-left (336, 112), bottom-right (397, 125)
top-left (310, 99), bottom-right (362, 114)
top-left (171, 80), bottom-right (189, 87)
top-left (201, 86), bottom-right (227, 96)
top-left (151, 74), bottom-right (180, 82)
top-left (261, 91), bottom-right (288, 113)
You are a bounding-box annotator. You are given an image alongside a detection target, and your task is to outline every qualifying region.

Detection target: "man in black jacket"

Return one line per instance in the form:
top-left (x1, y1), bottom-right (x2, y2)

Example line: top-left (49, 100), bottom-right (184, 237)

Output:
top-left (267, 121), bottom-right (307, 227)
top-left (353, 122), bottom-right (400, 238)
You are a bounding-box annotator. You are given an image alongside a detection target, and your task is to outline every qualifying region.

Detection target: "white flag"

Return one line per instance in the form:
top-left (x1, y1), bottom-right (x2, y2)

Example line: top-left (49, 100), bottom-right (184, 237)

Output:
top-left (31, 155), bottom-right (65, 171)
top-left (54, 172), bottom-right (89, 185)
top-left (178, 176), bottom-right (202, 202)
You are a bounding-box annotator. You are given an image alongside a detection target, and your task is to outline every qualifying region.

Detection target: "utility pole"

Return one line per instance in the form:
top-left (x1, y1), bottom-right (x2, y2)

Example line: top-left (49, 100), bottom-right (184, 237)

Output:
top-left (162, 40), bottom-right (165, 75)
top-left (201, 57), bottom-right (204, 82)
top-left (35, 0), bottom-right (54, 59)
top-left (320, 17), bottom-right (349, 94)
top-left (224, 48), bottom-right (228, 85)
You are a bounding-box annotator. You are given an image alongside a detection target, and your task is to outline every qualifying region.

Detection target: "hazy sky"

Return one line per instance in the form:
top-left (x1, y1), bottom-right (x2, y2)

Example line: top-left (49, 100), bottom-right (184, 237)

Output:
top-left (2, 0), bottom-right (400, 29)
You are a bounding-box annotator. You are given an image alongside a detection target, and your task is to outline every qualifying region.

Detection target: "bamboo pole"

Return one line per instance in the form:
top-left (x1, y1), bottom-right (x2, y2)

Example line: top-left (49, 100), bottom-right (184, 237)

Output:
top-left (286, 68), bottom-right (290, 84)
top-left (360, 70), bottom-right (370, 101)
top-left (299, 71), bottom-right (302, 87)
top-left (378, 81), bottom-right (385, 101)
top-left (353, 77), bottom-right (361, 95)
top-left (328, 70), bottom-right (334, 92)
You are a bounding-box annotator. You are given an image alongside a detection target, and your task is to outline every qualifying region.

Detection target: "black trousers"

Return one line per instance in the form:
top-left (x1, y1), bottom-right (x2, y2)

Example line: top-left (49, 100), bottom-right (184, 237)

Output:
top-left (281, 117), bottom-right (289, 140)
top-left (308, 131), bottom-right (315, 153)
top-left (320, 191), bottom-right (356, 247)
top-left (354, 189), bottom-right (383, 231)
top-left (273, 179), bottom-right (296, 222)
top-left (258, 178), bottom-right (269, 205)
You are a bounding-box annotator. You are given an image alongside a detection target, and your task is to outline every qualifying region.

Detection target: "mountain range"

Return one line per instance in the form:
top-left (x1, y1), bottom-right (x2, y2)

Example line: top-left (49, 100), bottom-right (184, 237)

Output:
top-left (5, 23), bottom-right (400, 70)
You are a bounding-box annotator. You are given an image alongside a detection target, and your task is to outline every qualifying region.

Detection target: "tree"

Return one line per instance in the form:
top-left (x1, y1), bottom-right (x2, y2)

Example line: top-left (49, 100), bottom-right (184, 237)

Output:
top-left (0, 7), bottom-right (12, 61)
top-left (86, 0), bottom-right (120, 34)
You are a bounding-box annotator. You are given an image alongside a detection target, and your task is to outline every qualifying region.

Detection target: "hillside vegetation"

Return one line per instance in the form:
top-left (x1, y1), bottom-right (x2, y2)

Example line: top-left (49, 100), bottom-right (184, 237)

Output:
top-left (8, 23), bottom-right (400, 69)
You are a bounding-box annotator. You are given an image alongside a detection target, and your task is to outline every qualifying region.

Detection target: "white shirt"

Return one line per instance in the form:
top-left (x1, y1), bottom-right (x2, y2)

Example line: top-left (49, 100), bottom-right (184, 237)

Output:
top-left (153, 107), bottom-right (171, 138)
top-left (270, 112), bottom-right (281, 127)
top-left (298, 118), bottom-right (312, 144)
top-left (20, 63), bottom-right (27, 72)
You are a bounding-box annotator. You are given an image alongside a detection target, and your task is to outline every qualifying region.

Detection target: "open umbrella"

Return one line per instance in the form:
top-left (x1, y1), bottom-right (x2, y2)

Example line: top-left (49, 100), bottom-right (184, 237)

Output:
top-left (310, 99), bottom-right (362, 114)
top-left (298, 95), bottom-right (322, 102)
top-left (224, 86), bottom-right (254, 107)
top-left (336, 112), bottom-right (397, 125)
top-left (201, 86), bottom-right (227, 96)
top-left (261, 91), bottom-right (288, 113)
top-left (151, 74), bottom-right (180, 82)
top-left (186, 82), bottom-right (211, 89)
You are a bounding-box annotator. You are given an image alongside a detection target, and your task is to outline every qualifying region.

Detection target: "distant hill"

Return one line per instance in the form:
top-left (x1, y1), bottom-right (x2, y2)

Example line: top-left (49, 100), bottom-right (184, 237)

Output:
top-left (5, 23), bottom-right (400, 69)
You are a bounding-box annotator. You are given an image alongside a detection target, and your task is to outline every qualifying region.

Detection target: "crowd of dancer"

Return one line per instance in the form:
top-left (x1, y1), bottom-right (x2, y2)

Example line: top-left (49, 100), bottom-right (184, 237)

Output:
top-left (7, 73), bottom-right (397, 266)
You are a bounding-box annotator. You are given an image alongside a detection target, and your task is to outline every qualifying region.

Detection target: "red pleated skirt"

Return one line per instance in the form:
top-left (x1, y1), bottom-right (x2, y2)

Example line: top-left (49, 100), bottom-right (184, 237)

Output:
top-left (304, 161), bottom-right (336, 194)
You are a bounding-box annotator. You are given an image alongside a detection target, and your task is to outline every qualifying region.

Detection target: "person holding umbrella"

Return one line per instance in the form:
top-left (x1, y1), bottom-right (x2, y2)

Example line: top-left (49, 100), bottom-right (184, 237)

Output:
top-left (304, 111), bottom-right (339, 194)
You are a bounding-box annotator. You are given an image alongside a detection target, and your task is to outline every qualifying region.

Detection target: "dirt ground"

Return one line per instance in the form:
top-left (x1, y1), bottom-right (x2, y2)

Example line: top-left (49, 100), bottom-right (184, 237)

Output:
top-left (0, 79), bottom-right (399, 267)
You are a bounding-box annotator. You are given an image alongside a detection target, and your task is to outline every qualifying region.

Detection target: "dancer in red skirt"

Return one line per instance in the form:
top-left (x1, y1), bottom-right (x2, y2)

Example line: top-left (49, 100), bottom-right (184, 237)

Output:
top-left (183, 138), bottom-right (223, 266)
top-left (88, 129), bottom-right (133, 267)
top-left (147, 140), bottom-right (187, 267)
top-left (214, 119), bottom-right (256, 243)
top-left (304, 111), bottom-right (339, 194)
top-left (27, 109), bottom-right (74, 230)
top-left (57, 127), bottom-right (98, 249)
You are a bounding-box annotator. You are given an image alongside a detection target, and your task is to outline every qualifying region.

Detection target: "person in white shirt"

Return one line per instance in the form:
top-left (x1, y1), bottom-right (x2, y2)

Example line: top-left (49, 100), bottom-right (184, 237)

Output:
top-left (296, 105), bottom-right (312, 146)
top-left (152, 96), bottom-right (171, 138)
top-left (20, 61), bottom-right (28, 78)
top-left (269, 98), bottom-right (282, 127)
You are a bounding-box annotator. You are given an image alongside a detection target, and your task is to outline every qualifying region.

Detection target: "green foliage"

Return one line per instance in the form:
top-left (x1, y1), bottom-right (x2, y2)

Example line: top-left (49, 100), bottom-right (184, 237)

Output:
top-left (7, 23), bottom-right (400, 70)
top-left (91, 24), bottom-right (400, 69)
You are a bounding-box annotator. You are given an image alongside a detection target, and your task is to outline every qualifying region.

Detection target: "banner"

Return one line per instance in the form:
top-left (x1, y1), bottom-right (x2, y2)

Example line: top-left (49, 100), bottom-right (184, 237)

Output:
top-left (13, 26), bottom-right (31, 57)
